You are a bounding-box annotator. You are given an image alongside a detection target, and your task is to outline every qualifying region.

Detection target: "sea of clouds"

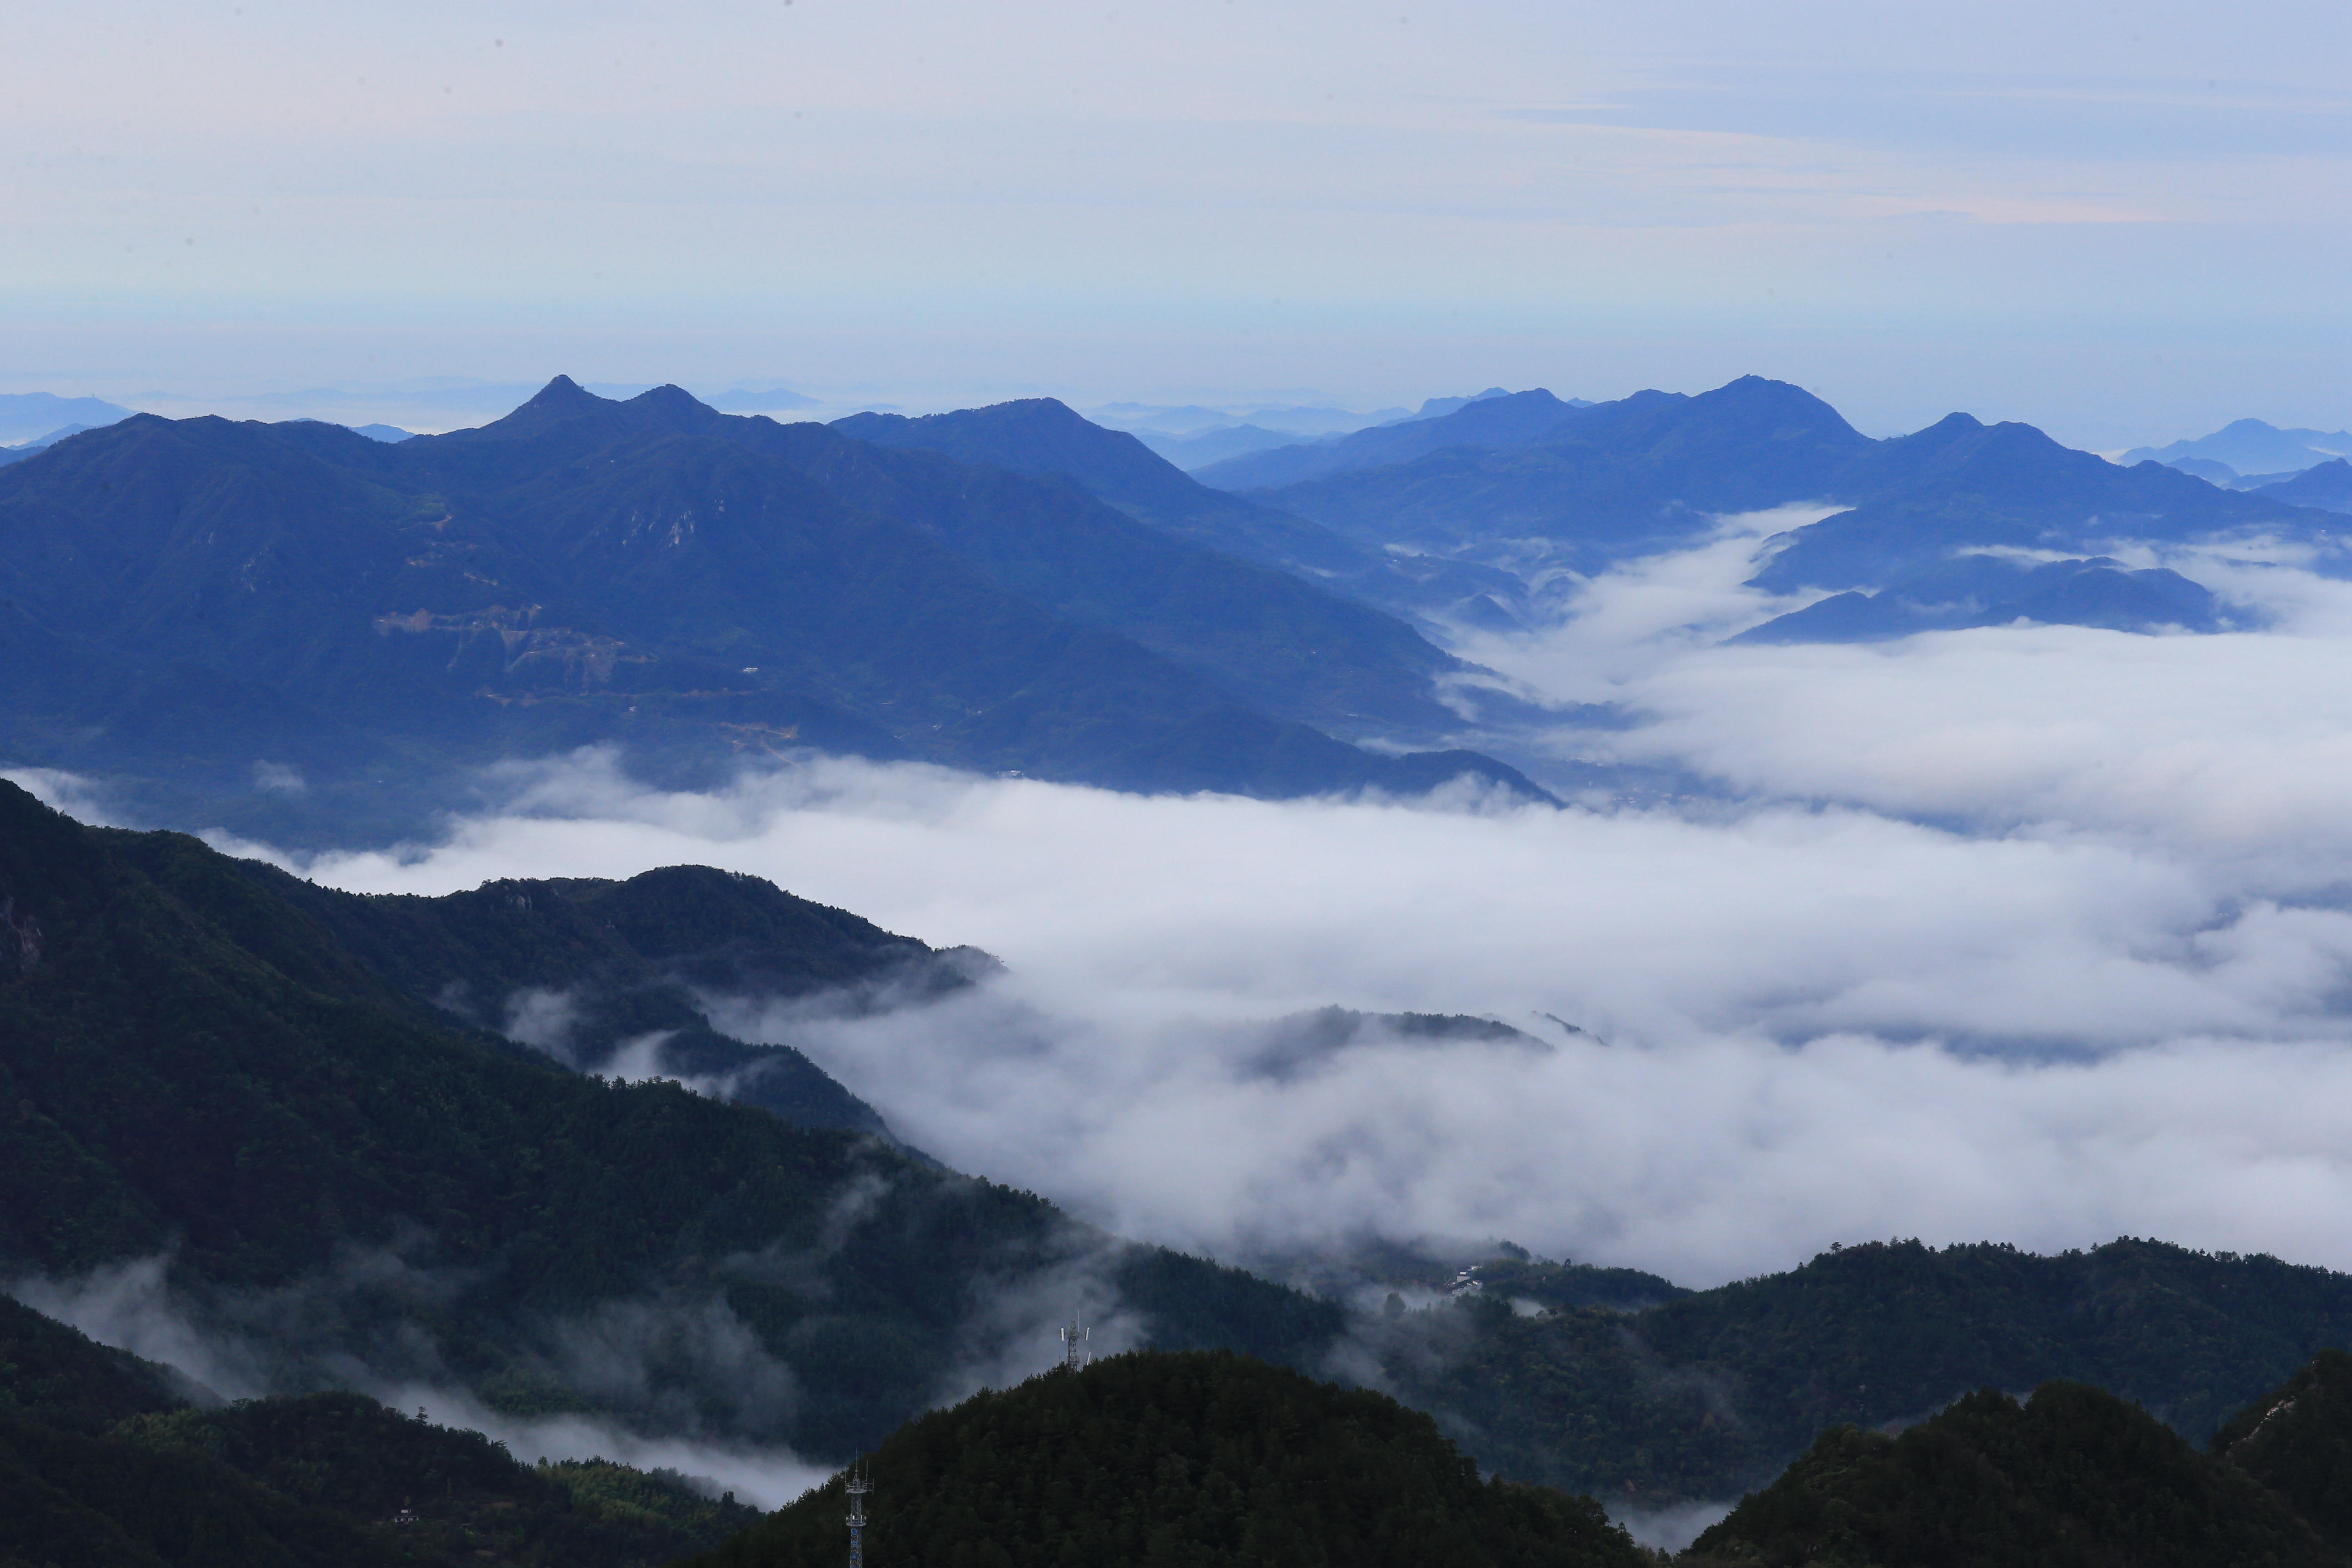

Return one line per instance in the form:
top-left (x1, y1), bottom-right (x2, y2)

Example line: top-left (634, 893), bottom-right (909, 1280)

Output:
top-left (249, 509), bottom-right (2352, 1290)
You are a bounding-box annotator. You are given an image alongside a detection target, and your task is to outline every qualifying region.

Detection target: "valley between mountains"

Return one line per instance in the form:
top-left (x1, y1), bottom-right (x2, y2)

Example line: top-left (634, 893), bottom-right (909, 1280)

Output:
top-left (7, 376), bottom-right (2352, 1563)
top-left (7, 779), bottom-right (2352, 1562)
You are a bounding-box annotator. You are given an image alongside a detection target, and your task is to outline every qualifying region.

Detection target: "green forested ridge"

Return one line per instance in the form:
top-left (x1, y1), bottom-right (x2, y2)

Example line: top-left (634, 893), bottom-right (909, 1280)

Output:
top-left (122, 830), bottom-right (972, 1138)
top-left (2214, 1347), bottom-right (2352, 1553)
top-left (0, 1297), bottom-right (760, 1568)
top-left (679, 1349), bottom-right (1651, 1568)
top-left (1374, 1237), bottom-right (2352, 1506)
top-left (111, 1391), bottom-right (761, 1567)
top-left (0, 780), bottom-right (1344, 1458)
top-left (0, 1293), bottom-right (190, 1434)
top-left (1682, 1379), bottom-right (2335, 1567)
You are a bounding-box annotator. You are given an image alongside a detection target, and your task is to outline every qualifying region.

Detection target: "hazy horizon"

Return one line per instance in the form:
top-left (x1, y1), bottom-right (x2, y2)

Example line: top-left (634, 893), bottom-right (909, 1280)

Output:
top-left (3, 0), bottom-right (2344, 451)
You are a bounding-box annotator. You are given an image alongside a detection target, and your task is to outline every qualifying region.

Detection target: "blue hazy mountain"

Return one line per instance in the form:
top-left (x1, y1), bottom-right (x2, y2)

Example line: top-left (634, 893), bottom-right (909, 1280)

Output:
top-left (1394, 386), bottom-right (1516, 421)
top-left (705, 383), bottom-right (822, 412)
top-left (1195, 388), bottom-right (1594, 491)
top-left (1746, 412), bottom-right (2313, 594)
top-left (831, 397), bottom-right (1542, 631)
top-left (1132, 421), bottom-right (1306, 469)
top-left (2124, 417), bottom-right (2352, 477)
top-left (0, 392), bottom-right (137, 446)
top-left (1205, 377), bottom-right (2326, 638)
top-left (1735, 556), bottom-right (2226, 644)
top-left (2255, 457), bottom-right (2352, 514)
top-left (348, 421), bottom-right (416, 442)
top-left (1230, 377), bottom-right (1878, 561)
top-left (0, 379), bottom-right (1543, 843)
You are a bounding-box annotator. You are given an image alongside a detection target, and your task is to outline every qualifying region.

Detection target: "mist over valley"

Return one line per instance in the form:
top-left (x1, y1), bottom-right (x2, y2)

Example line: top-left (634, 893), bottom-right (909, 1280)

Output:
top-left (4, 2), bottom-right (2349, 1551)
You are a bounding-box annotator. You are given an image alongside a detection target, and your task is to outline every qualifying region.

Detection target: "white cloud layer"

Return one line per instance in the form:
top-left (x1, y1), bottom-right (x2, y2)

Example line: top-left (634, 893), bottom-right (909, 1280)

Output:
top-left (265, 534), bottom-right (2352, 1289)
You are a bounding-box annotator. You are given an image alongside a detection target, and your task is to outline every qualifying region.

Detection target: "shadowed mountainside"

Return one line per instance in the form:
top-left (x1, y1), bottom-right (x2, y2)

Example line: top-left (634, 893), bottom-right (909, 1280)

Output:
top-left (679, 1349), bottom-right (1651, 1568)
top-left (0, 380), bottom-right (1543, 846)
top-left (0, 1291), bottom-right (764, 1568)
top-left (0, 780), bottom-right (1346, 1461)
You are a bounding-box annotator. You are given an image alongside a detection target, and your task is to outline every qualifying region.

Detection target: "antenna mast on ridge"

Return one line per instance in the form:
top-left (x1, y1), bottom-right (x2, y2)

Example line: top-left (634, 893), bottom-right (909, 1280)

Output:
top-left (845, 1465), bottom-right (872, 1568)
top-left (1060, 1318), bottom-right (1090, 1372)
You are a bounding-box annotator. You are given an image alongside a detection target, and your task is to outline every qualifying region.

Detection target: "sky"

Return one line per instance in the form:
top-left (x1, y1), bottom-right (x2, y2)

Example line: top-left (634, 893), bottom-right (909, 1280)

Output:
top-left (2, 0), bottom-right (2345, 446)
top-left (168, 513), bottom-right (2352, 1294)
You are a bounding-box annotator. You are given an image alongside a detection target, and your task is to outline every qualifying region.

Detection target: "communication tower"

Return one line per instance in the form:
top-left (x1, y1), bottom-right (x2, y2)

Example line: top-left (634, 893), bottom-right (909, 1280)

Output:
top-left (1060, 1318), bottom-right (1090, 1372)
top-left (845, 1464), bottom-right (872, 1568)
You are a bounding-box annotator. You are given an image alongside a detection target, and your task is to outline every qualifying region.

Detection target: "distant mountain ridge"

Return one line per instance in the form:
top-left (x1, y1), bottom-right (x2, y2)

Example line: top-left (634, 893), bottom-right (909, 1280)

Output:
top-left (2124, 417), bottom-right (2351, 477)
top-left (1191, 375), bottom-right (2332, 642)
top-left (832, 397), bottom-right (1538, 632)
top-left (0, 377), bottom-right (1545, 843)
top-left (0, 391), bottom-right (138, 446)
top-left (1195, 387), bottom-right (1595, 491)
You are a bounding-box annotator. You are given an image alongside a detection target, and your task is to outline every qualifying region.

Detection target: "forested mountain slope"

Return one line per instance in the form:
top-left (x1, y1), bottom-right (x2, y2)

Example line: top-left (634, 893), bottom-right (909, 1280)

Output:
top-left (0, 782), bottom-right (1345, 1461)
top-left (680, 1350), bottom-right (1651, 1568)
top-left (0, 380), bottom-right (1539, 846)
top-left (1371, 1236), bottom-right (2352, 1506)
top-left (1684, 1378), bottom-right (2336, 1567)
top-left (0, 1292), bottom-right (761, 1568)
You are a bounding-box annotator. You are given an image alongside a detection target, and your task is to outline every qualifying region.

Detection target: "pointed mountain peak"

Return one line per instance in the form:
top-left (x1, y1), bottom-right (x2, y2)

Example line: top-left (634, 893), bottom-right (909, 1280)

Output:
top-left (526, 375), bottom-right (597, 407)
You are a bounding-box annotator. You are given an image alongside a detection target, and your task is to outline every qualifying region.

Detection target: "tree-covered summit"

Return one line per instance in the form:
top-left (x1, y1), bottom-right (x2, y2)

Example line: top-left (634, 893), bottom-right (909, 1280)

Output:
top-left (680, 1348), bottom-right (1652, 1568)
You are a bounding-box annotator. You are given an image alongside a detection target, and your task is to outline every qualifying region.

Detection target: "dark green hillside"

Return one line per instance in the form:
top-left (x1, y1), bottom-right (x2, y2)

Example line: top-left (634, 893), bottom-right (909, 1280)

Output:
top-left (117, 831), bottom-right (967, 1138)
top-left (111, 1392), bottom-right (760, 1567)
top-left (0, 1292), bottom-right (761, 1567)
top-left (1380, 1238), bottom-right (2352, 1506)
top-left (2214, 1348), bottom-right (2352, 1553)
top-left (0, 1294), bottom-right (190, 1433)
top-left (0, 782), bottom-right (1344, 1457)
top-left (1682, 1381), bottom-right (2332, 1568)
top-left (679, 1350), bottom-right (1651, 1568)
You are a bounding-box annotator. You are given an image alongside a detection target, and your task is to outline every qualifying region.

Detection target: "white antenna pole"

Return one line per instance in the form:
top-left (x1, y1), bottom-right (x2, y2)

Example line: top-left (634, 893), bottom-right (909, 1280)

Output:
top-left (846, 1464), bottom-right (872, 1568)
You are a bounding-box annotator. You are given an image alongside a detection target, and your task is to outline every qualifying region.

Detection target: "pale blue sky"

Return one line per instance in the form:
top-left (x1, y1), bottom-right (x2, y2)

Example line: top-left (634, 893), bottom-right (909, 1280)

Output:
top-left (1, 0), bottom-right (2343, 447)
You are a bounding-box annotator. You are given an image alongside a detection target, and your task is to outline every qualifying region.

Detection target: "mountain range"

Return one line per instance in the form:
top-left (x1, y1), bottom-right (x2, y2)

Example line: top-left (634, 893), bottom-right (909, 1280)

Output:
top-left (9, 370), bottom-right (2343, 848)
top-left (1176, 376), bottom-right (2338, 642)
top-left (0, 378), bottom-right (1545, 844)
top-left (8, 781), bottom-right (2352, 1530)
top-left (2123, 417), bottom-right (2351, 479)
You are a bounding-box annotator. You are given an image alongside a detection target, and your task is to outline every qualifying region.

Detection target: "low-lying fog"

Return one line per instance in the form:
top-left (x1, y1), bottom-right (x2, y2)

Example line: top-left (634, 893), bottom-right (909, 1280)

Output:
top-left (172, 512), bottom-right (2352, 1286)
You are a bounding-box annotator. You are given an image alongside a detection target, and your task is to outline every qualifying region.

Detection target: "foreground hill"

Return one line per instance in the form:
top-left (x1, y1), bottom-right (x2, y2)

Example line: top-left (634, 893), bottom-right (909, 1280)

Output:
top-left (0, 781), bottom-right (1343, 1459)
top-left (1684, 1376), bottom-right (2336, 1567)
top-left (680, 1349), bottom-right (1651, 1568)
top-left (1369, 1236), bottom-right (2352, 1506)
top-left (0, 1291), bottom-right (760, 1568)
top-left (2213, 1347), bottom-right (2352, 1555)
top-left (0, 379), bottom-right (1539, 845)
